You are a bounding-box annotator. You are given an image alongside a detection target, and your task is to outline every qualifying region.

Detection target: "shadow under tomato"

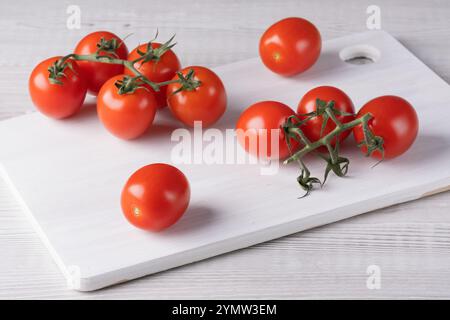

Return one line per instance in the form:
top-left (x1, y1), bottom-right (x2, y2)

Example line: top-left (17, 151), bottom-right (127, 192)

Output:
top-left (159, 204), bottom-right (217, 237)
top-left (385, 133), bottom-right (449, 165)
top-left (214, 105), bottom-right (244, 131)
top-left (287, 50), bottom-right (349, 83)
top-left (63, 101), bottom-right (98, 123)
top-left (124, 122), bottom-right (181, 146)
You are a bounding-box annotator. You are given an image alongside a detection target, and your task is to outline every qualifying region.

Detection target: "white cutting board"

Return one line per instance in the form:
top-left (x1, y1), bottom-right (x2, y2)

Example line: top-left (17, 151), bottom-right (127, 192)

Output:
top-left (1, 31), bottom-right (449, 291)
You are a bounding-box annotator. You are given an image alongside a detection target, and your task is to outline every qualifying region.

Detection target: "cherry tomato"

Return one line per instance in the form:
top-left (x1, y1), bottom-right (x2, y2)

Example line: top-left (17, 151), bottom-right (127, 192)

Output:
top-left (74, 31), bottom-right (128, 95)
top-left (167, 66), bottom-right (227, 127)
top-left (236, 101), bottom-right (299, 160)
top-left (97, 75), bottom-right (157, 140)
top-left (297, 86), bottom-right (355, 146)
top-left (29, 56), bottom-right (87, 119)
top-left (259, 17), bottom-right (321, 76)
top-left (353, 96), bottom-right (419, 159)
top-left (125, 43), bottom-right (181, 109)
top-left (121, 163), bottom-right (190, 231)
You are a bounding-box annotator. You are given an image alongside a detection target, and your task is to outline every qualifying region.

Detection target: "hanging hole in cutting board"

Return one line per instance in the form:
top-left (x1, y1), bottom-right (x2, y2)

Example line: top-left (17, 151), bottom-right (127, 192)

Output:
top-left (339, 44), bottom-right (381, 65)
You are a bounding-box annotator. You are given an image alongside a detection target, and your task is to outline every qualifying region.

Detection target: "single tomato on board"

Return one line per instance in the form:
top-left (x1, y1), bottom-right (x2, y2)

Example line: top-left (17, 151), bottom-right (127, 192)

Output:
top-left (125, 42), bottom-right (181, 108)
top-left (167, 66), bottom-right (227, 128)
top-left (121, 163), bottom-right (191, 232)
top-left (297, 86), bottom-right (355, 146)
top-left (74, 31), bottom-right (128, 95)
top-left (259, 17), bottom-right (321, 76)
top-left (353, 95), bottom-right (419, 159)
top-left (236, 101), bottom-right (299, 160)
top-left (97, 75), bottom-right (157, 140)
top-left (29, 56), bottom-right (87, 119)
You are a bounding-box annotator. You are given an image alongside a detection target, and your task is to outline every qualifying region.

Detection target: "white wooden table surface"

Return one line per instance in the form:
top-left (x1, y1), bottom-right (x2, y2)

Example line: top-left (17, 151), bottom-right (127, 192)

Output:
top-left (0, 0), bottom-right (449, 299)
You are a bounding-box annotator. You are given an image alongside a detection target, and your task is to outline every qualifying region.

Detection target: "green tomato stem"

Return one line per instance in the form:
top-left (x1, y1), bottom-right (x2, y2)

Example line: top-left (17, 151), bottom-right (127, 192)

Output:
top-left (55, 49), bottom-right (181, 92)
top-left (284, 113), bottom-right (372, 164)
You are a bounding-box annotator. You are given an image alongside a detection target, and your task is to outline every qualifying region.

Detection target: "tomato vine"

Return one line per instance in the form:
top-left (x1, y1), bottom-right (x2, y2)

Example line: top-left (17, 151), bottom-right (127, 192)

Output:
top-left (282, 99), bottom-right (384, 196)
top-left (48, 34), bottom-right (197, 94)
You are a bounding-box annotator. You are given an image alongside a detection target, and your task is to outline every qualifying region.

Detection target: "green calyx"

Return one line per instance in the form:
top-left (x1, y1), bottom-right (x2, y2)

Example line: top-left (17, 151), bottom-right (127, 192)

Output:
top-left (114, 75), bottom-right (149, 95)
top-left (282, 98), bottom-right (385, 197)
top-left (134, 32), bottom-right (177, 65)
top-left (357, 118), bottom-right (385, 159)
top-left (171, 69), bottom-right (202, 95)
top-left (318, 141), bottom-right (349, 184)
top-left (296, 161), bottom-right (322, 198)
top-left (47, 56), bottom-right (76, 85)
top-left (96, 37), bottom-right (122, 58)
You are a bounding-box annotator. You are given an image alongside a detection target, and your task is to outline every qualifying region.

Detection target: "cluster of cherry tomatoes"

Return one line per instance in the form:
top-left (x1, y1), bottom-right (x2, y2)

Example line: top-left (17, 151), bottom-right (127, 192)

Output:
top-left (27, 17), bottom-right (419, 232)
top-left (29, 31), bottom-right (227, 140)
top-left (236, 87), bottom-right (419, 161)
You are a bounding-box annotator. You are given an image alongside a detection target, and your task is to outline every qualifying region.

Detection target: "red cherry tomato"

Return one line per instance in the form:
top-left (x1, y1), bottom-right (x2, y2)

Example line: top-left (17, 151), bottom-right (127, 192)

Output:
top-left (29, 56), bottom-right (87, 119)
top-left (121, 163), bottom-right (190, 231)
top-left (236, 101), bottom-right (299, 160)
top-left (353, 95), bottom-right (419, 159)
top-left (74, 31), bottom-right (128, 95)
top-left (297, 86), bottom-right (355, 146)
top-left (97, 75), bottom-right (157, 140)
top-left (125, 43), bottom-right (181, 109)
top-left (167, 66), bottom-right (227, 128)
top-left (259, 17), bottom-right (321, 76)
